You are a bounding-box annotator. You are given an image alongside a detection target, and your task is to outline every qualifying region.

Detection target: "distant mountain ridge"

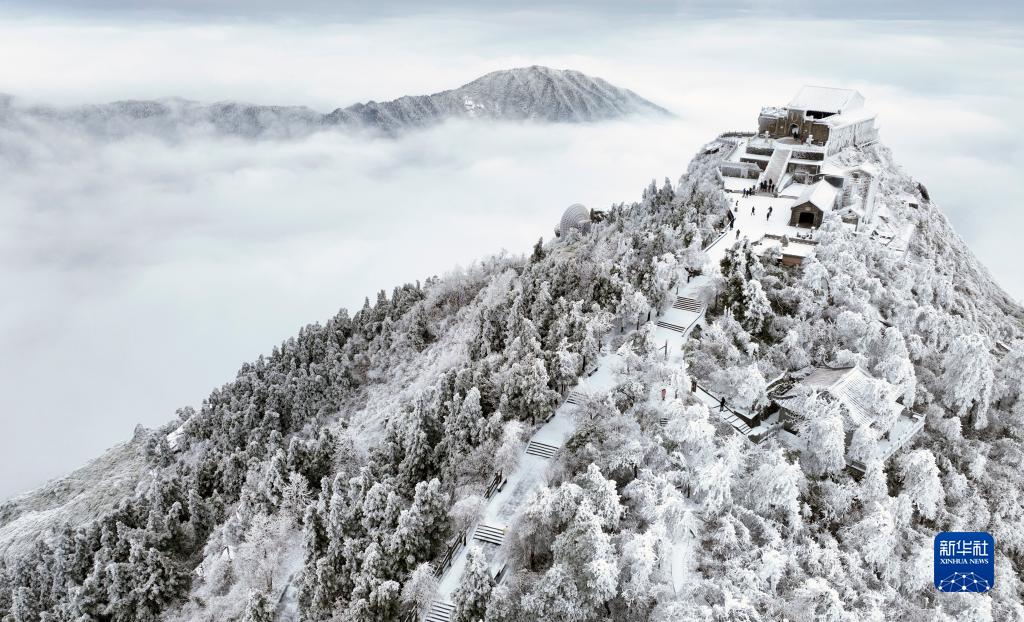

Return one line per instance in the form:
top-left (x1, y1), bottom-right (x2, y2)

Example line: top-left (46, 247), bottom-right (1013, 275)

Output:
top-left (0, 66), bottom-right (670, 138)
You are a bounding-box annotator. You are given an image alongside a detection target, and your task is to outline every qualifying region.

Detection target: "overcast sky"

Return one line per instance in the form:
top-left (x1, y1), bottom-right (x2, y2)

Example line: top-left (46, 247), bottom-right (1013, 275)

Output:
top-left (4, 0), bottom-right (1023, 22)
top-left (0, 5), bottom-right (1022, 499)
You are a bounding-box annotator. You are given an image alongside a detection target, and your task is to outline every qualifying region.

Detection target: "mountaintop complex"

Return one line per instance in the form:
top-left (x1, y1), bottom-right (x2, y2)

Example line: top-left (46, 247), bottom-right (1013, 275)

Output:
top-left (2, 76), bottom-right (1022, 622)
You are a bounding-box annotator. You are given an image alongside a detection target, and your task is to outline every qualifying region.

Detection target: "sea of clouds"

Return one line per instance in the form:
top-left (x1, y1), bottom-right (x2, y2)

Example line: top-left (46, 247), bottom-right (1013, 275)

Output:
top-left (0, 12), bottom-right (1021, 498)
top-left (0, 114), bottom-right (703, 498)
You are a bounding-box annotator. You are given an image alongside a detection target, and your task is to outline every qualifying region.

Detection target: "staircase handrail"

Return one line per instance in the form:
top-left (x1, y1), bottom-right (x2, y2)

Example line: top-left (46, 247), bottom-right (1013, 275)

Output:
top-left (484, 470), bottom-right (505, 499)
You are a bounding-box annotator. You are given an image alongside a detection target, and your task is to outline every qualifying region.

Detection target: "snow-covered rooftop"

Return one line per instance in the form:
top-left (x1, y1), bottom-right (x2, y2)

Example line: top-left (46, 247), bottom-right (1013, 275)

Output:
top-left (822, 107), bottom-right (877, 129)
top-left (795, 180), bottom-right (839, 211)
top-left (755, 236), bottom-right (816, 260)
top-left (788, 86), bottom-right (864, 114)
top-left (775, 365), bottom-right (903, 430)
top-left (760, 106), bottom-right (786, 118)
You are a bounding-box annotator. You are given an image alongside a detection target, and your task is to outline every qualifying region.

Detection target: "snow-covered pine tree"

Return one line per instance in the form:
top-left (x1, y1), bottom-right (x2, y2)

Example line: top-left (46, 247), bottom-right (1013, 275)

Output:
top-left (502, 356), bottom-right (557, 424)
top-left (389, 478), bottom-right (450, 575)
top-left (451, 546), bottom-right (493, 622)
top-left (748, 447), bottom-right (804, 528)
top-left (550, 500), bottom-right (619, 617)
top-left (401, 562), bottom-right (438, 618)
top-left (695, 434), bottom-right (744, 512)
top-left (241, 589), bottom-right (274, 622)
top-left (846, 423), bottom-right (878, 467)
top-left (444, 386), bottom-right (486, 458)
top-left (940, 332), bottom-right (995, 429)
top-left (896, 449), bottom-right (943, 521)
top-left (841, 499), bottom-right (896, 574)
top-left (798, 394), bottom-right (847, 477)
top-left (551, 337), bottom-right (582, 394)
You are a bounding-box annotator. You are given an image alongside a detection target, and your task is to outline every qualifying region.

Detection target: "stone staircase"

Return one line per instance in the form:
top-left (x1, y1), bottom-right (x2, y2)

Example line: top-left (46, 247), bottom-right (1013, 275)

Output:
top-left (655, 319), bottom-right (689, 334)
top-left (657, 296), bottom-right (705, 334)
top-left (472, 523), bottom-right (507, 547)
top-left (425, 601), bottom-right (454, 622)
top-left (693, 383), bottom-right (753, 435)
top-left (762, 147), bottom-right (792, 189)
top-left (525, 440), bottom-right (560, 459)
top-left (716, 408), bottom-right (752, 434)
top-left (672, 296), bottom-right (704, 313)
top-left (777, 172), bottom-right (794, 193)
top-left (844, 173), bottom-right (872, 209)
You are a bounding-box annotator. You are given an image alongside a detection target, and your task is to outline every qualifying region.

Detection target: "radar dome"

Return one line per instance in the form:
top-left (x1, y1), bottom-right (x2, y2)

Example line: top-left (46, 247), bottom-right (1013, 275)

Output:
top-left (559, 203), bottom-right (591, 238)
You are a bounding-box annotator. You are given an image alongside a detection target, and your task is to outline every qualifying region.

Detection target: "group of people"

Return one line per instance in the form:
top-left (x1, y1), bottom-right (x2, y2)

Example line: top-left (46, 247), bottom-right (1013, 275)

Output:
top-left (734, 181), bottom-right (787, 235)
top-left (741, 177), bottom-right (779, 198)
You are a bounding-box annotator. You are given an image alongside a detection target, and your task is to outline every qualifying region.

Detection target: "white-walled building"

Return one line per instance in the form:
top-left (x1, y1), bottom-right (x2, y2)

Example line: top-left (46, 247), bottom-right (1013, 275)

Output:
top-left (757, 86), bottom-right (878, 157)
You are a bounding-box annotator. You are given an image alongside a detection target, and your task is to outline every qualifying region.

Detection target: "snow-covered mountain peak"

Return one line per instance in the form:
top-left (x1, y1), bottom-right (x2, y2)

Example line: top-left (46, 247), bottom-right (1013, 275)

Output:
top-left (0, 67), bottom-right (669, 139)
top-left (325, 65), bottom-right (669, 132)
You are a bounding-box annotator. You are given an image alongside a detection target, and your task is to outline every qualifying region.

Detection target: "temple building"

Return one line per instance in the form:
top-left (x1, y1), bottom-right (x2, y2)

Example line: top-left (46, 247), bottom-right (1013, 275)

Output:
top-left (757, 86), bottom-right (878, 156)
top-left (713, 85), bottom-right (888, 257)
top-left (789, 179), bottom-right (840, 228)
top-left (720, 86), bottom-right (880, 190)
top-left (768, 365), bottom-right (924, 471)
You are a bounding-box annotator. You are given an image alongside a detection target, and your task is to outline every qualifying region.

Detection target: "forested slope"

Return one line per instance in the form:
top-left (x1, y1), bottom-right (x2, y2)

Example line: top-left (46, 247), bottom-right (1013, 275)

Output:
top-left (1, 138), bottom-right (1022, 622)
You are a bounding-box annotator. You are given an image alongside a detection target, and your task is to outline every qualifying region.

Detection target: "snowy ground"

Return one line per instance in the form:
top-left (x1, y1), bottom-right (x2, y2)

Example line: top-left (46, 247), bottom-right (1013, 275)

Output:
top-left (722, 176), bottom-right (757, 193)
top-left (723, 188), bottom-right (819, 246)
top-left (650, 302), bottom-right (704, 357)
top-left (668, 506), bottom-right (701, 595)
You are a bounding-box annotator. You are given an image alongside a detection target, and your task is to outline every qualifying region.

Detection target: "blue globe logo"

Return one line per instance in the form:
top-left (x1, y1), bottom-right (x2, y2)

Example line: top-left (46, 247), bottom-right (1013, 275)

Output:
top-left (937, 571), bottom-right (991, 593)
